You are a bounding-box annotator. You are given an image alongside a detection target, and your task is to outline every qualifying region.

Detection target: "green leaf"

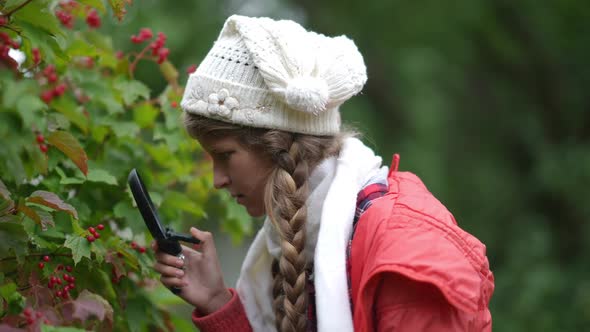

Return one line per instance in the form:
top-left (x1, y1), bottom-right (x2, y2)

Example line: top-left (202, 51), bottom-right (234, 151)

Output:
top-left (3, 0), bottom-right (29, 10)
top-left (82, 30), bottom-right (113, 52)
top-left (86, 168), bottom-right (118, 185)
top-left (0, 179), bottom-right (11, 201)
top-left (78, 0), bottom-right (107, 13)
top-left (66, 38), bottom-right (99, 57)
top-left (115, 79), bottom-right (150, 106)
top-left (0, 222), bottom-right (28, 262)
top-left (16, 96), bottom-right (48, 127)
top-left (133, 102), bottom-right (159, 128)
top-left (27, 190), bottom-right (78, 219)
top-left (19, 202), bottom-right (54, 230)
top-left (17, 21), bottom-right (68, 64)
top-left (162, 191), bottom-right (205, 218)
top-left (52, 97), bottom-right (89, 133)
top-left (102, 119), bottom-right (139, 139)
top-left (64, 234), bottom-right (91, 264)
top-left (47, 131), bottom-right (88, 175)
top-left (13, 1), bottom-right (65, 38)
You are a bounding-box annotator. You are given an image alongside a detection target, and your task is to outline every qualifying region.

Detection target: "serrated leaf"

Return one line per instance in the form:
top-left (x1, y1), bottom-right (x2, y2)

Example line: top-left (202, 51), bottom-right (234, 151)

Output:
top-left (115, 80), bottom-right (150, 106)
top-left (64, 234), bottom-right (91, 264)
top-left (62, 290), bottom-right (114, 323)
top-left (17, 21), bottom-right (68, 64)
top-left (27, 190), bottom-right (78, 219)
top-left (52, 97), bottom-right (89, 133)
top-left (47, 131), bottom-right (88, 175)
top-left (16, 96), bottom-right (48, 127)
top-left (0, 222), bottom-right (28, 261)
top-left (133, 102), bottom-right (159, 128)
top-left (78, 0), bottom-right (107, 13)
top-left (13, 1), bottom-right (65, 38)
top-left (86, 168), bottom-right (118, 185)
top-left (19, 203), bottom-right (54, 230)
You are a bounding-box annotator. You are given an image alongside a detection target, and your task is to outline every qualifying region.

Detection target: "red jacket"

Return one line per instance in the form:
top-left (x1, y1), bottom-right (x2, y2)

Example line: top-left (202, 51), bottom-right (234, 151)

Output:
top-left (349, 155), bottom-right (494, 331)
top-left (193, 155), bottom-right (494, 331)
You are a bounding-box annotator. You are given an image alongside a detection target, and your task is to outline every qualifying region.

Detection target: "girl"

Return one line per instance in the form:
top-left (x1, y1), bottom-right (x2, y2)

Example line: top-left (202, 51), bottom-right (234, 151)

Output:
top-left (153, 15), bottom-right (494, 332)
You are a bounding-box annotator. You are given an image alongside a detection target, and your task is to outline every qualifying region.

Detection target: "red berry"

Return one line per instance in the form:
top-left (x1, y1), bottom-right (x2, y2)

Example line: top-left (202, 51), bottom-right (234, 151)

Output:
top-left (57, 264), bottom-right (64, 270)
top-left (0, 16), bottom-right (7, 26)
top-left (115, 51), bottom-right (124, 59)
top-left (88, 226), bottom-right (95, 233)
top-left (139, 247), bottom-right (146, 253)
top-left (55, 290), bottom-right (63, 297)
top-left (157, 47), bottom-right (169, 64)
top-left (130, 35), bottom-right (142, 44)
top-left (36, 134), bottom-right (45, 143)
top-left (97, 224), bottom-right (105, 230)
top-left (171, 101), bottom-right (178, 108)
top-left (26, 317), bottom-right (35, 325)
top-left (48, 73), bottom-right (58, 83)
top-left (35, 311), bottom-right (43, 318)
top-left (139, 28), bottom-right (153, 40)
top-left (65, 265), bottom-right (73, 272)
top-left (23, 308), bottom-right (32, 317)
top-left (32, 48), bottom-right (41, 65)
top-left (187, 64), bottom-right (197, 74)
top-left (41, 90), bottom-right (53, 104)
top-left (68, 276), bottom-right (75, 283)
top-left (39, 144), bottom-right (48, 153)
top-left (94, 233), bottom-right (100, 239)
top-left (48, 281), bottom-right (54, 288)
top-left (86, 235), bottom-right (95, 242)
top-left (54, 83), bottom-right (67, 97)
top-left (68, 283), bottom-right (75, 289)
top-left (56, 278), bottom-right (62, 285)
top-left (86, 9), bottom-right (101, 28)
top-left (38, 262), bottom-right (45, 269)
top-left (43, 255), bottom-right (50, 262)
top-left (84, 56), bottom-right (94, 68)
top-left (63, 274), bottom-right (70, 281)
top-left (130, 241), bottom-right (137, 249)
top-left (42, 64), bottom-right (55, 76)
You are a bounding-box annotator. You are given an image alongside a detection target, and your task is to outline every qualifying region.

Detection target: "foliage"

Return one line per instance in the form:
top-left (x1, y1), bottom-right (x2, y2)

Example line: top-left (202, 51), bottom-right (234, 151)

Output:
top-left (0, 0), bottom-right (252, 330)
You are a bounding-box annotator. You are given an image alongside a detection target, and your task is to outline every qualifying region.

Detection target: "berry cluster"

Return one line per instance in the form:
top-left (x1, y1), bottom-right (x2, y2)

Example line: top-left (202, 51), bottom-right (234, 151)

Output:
top-left (86, 223), bottom-right (105, 242)
top-left (55, 1), bottom-right (101, 29)
top-left (186, 64), bottom-right (197, 74)
top-left (130, 28), bottom-right (170, 64)
top-left (130, 241), bottom-right (147, 254)
top-left (35, 133), bottom-right (48, 154)
top-left (22, 307), bottom-right (50, 326)
top-left (0, 31), bottom-right (19, 69)
top-left (39, 65), bottom-right (67, 104)
top-left (47, 264), bottom-right (77, 300)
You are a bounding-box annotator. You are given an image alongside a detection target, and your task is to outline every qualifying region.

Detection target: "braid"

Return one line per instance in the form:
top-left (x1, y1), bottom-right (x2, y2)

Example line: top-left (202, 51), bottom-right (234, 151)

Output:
top-left (182, 113), bottom-right (349, 331)
top-left (263, 132), bottom-right (343, 332)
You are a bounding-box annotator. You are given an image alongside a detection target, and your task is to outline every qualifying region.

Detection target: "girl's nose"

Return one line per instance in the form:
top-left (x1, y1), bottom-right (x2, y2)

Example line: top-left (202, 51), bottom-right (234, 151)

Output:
top-left (213, 166), bottom-right (230, 189)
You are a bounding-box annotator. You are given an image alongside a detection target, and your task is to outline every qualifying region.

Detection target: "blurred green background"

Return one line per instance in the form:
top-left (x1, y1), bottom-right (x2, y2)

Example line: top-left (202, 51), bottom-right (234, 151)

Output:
top-left (100, 0), bottom-right (590, 330)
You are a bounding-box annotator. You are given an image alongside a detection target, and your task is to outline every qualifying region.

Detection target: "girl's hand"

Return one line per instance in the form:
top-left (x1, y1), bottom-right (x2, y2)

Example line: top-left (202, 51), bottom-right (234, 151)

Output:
top-left (152, 227), bottom-right (232, 314)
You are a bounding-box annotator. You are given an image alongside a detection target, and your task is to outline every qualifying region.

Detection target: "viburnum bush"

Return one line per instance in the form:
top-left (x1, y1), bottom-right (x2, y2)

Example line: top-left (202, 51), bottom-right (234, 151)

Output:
top-left (0, 0), bottom-right (251, 331)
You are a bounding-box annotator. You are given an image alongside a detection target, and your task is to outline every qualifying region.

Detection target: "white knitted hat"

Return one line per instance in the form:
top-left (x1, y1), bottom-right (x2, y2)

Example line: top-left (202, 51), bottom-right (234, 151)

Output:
top-left (181, 15), bottom-right (367, 135)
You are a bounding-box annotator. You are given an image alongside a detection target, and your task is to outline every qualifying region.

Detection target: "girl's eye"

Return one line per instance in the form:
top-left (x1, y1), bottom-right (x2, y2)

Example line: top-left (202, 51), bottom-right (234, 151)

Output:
top-left (217, 151), bottom-right (233, 161)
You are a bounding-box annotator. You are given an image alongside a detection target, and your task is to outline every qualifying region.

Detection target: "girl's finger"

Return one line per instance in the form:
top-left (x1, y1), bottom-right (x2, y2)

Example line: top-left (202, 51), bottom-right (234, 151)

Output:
top-left (154, 252), bottom-right (185, 269)
top-left (160, 276), bottom-right (187, 288)
top-left (154, 262), bottom-right (185, 278)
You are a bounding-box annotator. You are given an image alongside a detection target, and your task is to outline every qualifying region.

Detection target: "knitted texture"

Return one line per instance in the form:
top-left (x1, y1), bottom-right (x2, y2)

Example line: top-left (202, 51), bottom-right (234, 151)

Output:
top-left (181, 15), bottom-right (367, 135)
top-left (192, 288), bottom-right (252, 332)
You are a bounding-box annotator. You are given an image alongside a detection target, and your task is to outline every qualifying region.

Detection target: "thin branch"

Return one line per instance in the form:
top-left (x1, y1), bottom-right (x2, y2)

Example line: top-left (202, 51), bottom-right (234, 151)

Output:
top-left (4, 0), bottom-right (34, 17)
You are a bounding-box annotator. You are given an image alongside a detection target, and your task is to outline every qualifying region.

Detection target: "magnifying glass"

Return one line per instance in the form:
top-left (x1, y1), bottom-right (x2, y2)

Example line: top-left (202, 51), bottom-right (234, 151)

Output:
top-left (127, 168), bottom-right (200, 294)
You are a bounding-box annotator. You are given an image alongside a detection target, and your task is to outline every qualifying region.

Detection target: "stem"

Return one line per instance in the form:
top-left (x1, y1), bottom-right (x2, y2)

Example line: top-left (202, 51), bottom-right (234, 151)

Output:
top-left (128, 43), bottom-right (152, 79)
top-left (0, 253), bottom-right (73, 262)
top-left (4, 0), bottom-right (34, 17)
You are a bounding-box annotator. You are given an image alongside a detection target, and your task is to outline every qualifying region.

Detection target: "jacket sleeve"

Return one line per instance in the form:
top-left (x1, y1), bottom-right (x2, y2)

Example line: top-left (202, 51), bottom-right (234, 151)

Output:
top-left (375, 273), bottom-right (481, 332)
top-left (192, 288), bottom-right (253, 332)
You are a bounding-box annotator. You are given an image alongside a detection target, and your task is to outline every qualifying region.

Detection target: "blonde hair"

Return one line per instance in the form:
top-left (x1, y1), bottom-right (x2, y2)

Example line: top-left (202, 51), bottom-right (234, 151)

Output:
top-left (183, 112), bottom-right (346, 331)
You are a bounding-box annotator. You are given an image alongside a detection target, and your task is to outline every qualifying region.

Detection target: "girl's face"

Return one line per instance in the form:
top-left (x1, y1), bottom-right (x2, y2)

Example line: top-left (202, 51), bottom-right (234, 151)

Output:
top-left (198, 135), bottom-right (273, 217)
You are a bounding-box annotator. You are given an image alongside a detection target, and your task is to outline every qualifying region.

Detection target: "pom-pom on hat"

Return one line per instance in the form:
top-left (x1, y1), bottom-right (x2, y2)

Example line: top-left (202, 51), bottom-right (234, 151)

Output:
top-left (181, 15), bottom-right (367, 135)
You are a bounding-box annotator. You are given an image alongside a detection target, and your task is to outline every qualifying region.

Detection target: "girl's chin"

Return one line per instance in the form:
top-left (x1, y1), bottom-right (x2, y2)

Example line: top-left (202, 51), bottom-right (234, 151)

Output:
top-left (245, 205), bottom-right (265, 218)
